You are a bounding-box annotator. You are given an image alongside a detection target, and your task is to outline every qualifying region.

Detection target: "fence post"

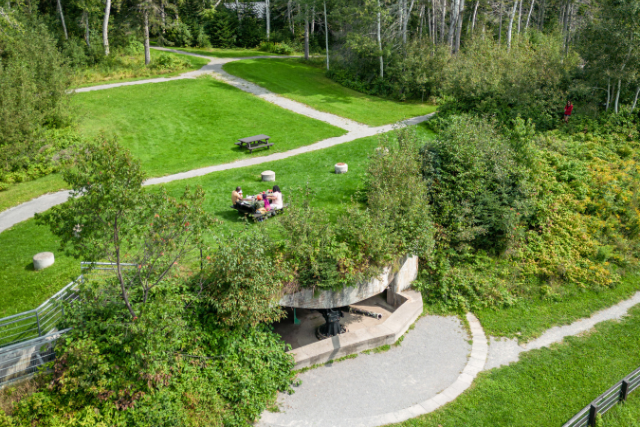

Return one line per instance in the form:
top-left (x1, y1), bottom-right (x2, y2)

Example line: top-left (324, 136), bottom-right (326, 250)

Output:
top-left (588, 404), bottom-right (599, 427)
top-left (35, 310), bottom-right (42, 337)
top-left (621, 380), bottom-right (630, 401)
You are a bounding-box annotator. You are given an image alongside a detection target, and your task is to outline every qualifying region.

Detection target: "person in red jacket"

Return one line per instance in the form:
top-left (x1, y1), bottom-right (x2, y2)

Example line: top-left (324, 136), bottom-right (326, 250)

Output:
top-left (564, 101), bottom-right (574, 123)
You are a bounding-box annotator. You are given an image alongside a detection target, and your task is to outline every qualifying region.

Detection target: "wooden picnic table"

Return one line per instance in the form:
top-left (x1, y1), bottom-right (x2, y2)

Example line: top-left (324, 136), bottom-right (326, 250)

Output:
top-left (235, 134), bottom-right (273, 153)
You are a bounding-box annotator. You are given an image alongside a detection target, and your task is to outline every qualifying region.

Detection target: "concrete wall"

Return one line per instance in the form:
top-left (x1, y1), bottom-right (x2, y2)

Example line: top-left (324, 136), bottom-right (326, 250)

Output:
top-left (279, 255), bottom-right (419, 309)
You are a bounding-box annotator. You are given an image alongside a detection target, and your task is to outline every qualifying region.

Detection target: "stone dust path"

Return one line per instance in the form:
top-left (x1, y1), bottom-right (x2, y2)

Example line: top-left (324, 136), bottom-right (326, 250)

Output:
top-left (260, 313), bottom-right (487, 427)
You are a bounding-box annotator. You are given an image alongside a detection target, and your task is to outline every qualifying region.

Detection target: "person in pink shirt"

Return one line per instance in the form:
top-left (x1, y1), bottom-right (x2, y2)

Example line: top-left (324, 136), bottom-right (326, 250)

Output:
top-left (564, 101), bottom-right (574, 123)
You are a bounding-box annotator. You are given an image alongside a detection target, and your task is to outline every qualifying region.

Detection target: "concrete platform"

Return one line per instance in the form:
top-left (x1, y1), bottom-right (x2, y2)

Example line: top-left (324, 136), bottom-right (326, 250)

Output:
top-left (274, 290), bottom-right (423, 370)
top-left (260, 313), bottom-right (485, 427)
top-left (274, 294), bottom-right (396, 351)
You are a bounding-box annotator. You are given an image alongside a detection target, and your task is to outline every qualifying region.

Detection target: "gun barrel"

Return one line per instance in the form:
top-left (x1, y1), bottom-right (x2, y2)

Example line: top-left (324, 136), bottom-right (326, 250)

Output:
top-left (348, 307), bottom-right (383, 320)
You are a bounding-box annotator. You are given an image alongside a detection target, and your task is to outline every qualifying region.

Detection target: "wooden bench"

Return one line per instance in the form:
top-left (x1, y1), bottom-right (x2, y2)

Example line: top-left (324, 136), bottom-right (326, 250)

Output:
top-left (235, 134), bottom-right (273, 153)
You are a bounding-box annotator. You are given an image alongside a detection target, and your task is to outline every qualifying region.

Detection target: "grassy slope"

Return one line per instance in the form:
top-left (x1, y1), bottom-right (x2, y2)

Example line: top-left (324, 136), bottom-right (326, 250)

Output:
top-left (475, 274), bottom-right (640, 341)
top-left (0, 174), bottom-right (67, 213)
top-left (223, 59), bottom-right (437, 126)
top-left (396, 306), bottom-right (640, 427)
top-left (0, 220), bottom-right (80, 317)
top-left (72, 50), bottom-right (210, 88)
top-left (74, 77), bottom-right (345, 177)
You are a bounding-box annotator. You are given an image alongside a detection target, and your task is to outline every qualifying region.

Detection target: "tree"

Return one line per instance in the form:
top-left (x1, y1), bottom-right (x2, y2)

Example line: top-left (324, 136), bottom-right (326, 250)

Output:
top-left (36, 136), bottom-right (214, 319)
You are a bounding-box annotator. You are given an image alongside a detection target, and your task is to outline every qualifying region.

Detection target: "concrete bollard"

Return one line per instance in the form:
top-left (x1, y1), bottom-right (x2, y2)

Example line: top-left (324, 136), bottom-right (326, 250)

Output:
top-left (33, 252), bottom-right (55, 271)
top-left (335, 163), bottom-right (348, 174)
top-left (261, 170), bottom-right (276, 182)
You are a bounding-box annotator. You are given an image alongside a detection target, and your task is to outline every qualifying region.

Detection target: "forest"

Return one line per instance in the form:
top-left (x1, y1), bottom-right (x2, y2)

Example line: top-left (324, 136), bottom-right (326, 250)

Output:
top-left (1, 0), bottom-right (640, 426)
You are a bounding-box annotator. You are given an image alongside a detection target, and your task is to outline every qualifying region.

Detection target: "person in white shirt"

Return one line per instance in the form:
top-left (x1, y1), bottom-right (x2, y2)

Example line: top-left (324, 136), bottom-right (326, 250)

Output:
top-left (268, 185), bottom-right (283, 209)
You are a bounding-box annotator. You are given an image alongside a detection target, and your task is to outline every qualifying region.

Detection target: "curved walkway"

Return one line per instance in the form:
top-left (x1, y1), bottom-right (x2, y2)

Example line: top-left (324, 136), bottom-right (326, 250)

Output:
top-left (260, 313), bottom-right (487, 427)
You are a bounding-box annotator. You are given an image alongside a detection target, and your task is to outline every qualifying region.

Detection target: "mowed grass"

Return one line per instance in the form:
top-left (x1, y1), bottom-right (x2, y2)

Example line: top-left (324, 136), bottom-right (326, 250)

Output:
top-left (157, 124), bottom-right (436, 236)
top-left (223, 59), bottom-right (437, 126)
top-left (0, 220), bottom-right (80, 317)
top-left (168, 46), bottom-right (291, 58)
top-left (476, 274), bottom-right (640, 342)
top-left (395, 306), bottom-right (640, 427)
top-left (601, 391), bottom-right (640, 426)
top-left (73, 76), bottom-right (345, 177)
top-left (0, 174), bottom-right (67, 213)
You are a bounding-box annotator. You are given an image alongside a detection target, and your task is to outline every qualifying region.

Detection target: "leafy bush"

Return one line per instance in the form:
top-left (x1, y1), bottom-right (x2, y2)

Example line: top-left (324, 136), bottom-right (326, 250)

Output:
top-left (151, 53), bottom-right (191, 70)
top-left (258, 41), bottom-right (294, 55)
top-left (0, 13), bottom-right (71, 148)
top-left (418, 114), bottom-right (640, 311)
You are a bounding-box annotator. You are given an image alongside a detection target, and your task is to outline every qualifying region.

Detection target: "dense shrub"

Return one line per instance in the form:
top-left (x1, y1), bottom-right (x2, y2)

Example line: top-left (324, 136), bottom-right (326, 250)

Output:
top-left (258, 41), bottom-right (295, 55)
top-left (417, 114), bottom-right (640, 311)
top-left (0, 13), bottom-right (71, 148)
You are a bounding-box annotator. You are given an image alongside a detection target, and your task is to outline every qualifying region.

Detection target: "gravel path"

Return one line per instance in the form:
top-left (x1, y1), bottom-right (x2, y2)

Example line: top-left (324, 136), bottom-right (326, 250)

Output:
top-left (485, 290), bottom-right (640, 370)
top-left (260, 315), bottom-right (472, 427)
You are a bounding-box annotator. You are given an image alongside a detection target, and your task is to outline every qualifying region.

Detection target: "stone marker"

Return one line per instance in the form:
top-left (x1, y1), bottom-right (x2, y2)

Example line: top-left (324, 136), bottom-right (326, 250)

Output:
top-left (335, 163), bottom-right (348, 174)
top-left (261, 170), bottom-right (275, 182)
top-left (33, 252), bottom-right (55, 271)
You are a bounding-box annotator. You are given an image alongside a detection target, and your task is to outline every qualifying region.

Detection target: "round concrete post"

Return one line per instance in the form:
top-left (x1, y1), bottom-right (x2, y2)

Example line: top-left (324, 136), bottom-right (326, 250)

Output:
top-left (33, 252), bottom-right (55, 271)
top-left (262, 170), bottom-right (276, 182)
top-left (335, 163), bottom-right (348, 174)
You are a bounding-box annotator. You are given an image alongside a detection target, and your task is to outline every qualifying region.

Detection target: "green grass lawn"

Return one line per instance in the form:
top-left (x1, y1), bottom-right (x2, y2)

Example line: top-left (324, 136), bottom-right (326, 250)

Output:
top-left (602, 391), bottom-right (640, 426)
top-left (475, 274), bottom-right (640, 342)
top-left (395, 305), bottom-right (640, 427)
top-left (0, 174), bottom-right (67, 213)
top-left (72, 50), bottom-right (210, 88)
top-left (73, 76), bottom-right (345, 177)
top-left (157, 124), bottom-right (436, 236)
top-left (223, 59), bottom-right (437, 126)
top-left (0, 219), bottom-right (80, 317)
top-left (167, 46), bottom-right (292, 58)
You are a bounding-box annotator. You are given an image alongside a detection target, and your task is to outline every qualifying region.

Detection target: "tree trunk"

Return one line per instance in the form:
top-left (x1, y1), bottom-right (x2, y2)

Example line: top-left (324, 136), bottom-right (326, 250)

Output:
top-left (288, 0), bottom-right (294, 35)
top-left (324, 0), bottom-right (329, 70)
top-left (403, 0), bottom-right (415, 43)
top-left (143, 7), bottom-right (150, 65)
top-left (304, 6), bottom-right (309, 60)
top-left (517, 0), bottom-right (522, 33)
top-left (56, 0), bottom-right (68, 40)
top-left (83, 11), bottom-right (91, 48)
top-left (440, 0), bottom-right (446, 43)
top-left (614, 78), bottom-right (621, 113)
top-left (506, 0), bottom-right (517, 51)
top-left (525, 0), bottom-right (534, 30)
top-left (266, 0), bottom-right (270, 40)
top-left (631, 86), bottom-right (640, 113)
top-left (539, 0), bottom-right (545, 30)
top-left (454, 0), bottom-right (464, 53)
top-left (471, 0), bottom-right (479, 32)
top-left (498, 0), bottom-right (504, 45)
top-left (103, 0), bottom-right (111, 54)
top-left (606, 78), bottom-right (611, 111)
top-left (311, 5), bottom-right (315, 34)
top-left (378, 0), bottom-right (384, 79)
top-left (448, 0), bottom-right (459, 48)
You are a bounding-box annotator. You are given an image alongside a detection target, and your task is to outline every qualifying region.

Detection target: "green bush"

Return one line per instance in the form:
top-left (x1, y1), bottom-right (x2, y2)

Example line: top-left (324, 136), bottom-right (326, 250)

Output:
top-left (258, 41), bottom-right (294, 55)
top-left (0, 13), bottom-right (71, 148)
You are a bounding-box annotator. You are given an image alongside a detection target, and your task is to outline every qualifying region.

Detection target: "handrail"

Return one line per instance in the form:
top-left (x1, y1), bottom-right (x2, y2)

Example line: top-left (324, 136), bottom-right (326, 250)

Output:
top-left (563, 365), bottom-right (640, 427)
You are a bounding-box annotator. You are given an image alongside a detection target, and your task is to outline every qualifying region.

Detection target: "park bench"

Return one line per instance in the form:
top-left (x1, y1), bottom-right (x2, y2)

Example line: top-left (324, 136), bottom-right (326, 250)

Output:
top-left (236, 134), bottom-right (273, 153)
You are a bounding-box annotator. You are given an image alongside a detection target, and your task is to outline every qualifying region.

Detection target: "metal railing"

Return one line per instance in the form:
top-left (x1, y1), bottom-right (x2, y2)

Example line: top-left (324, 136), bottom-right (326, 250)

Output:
top-left (0, 277), bottom-right (82, 348)
top-left (0, 329), bottom-right (70, 387)
top-left (563, 366), bottom-right (640, 427)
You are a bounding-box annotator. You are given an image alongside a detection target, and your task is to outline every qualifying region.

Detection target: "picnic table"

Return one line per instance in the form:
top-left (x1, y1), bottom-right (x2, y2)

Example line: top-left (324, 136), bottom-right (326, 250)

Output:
top-left (231, 193), bottom-right (288, 221)
top-left (235, 134), bottom-right (273, 153)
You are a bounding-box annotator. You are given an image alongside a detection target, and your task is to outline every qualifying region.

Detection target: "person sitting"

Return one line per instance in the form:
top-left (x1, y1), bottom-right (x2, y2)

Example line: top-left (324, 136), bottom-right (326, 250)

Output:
top-left (268, 185), bottom-right (284, 209)
top-left (263, 192), bottom-right (272, 211)
top-left (232, 186), bottom-right (243, 206)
